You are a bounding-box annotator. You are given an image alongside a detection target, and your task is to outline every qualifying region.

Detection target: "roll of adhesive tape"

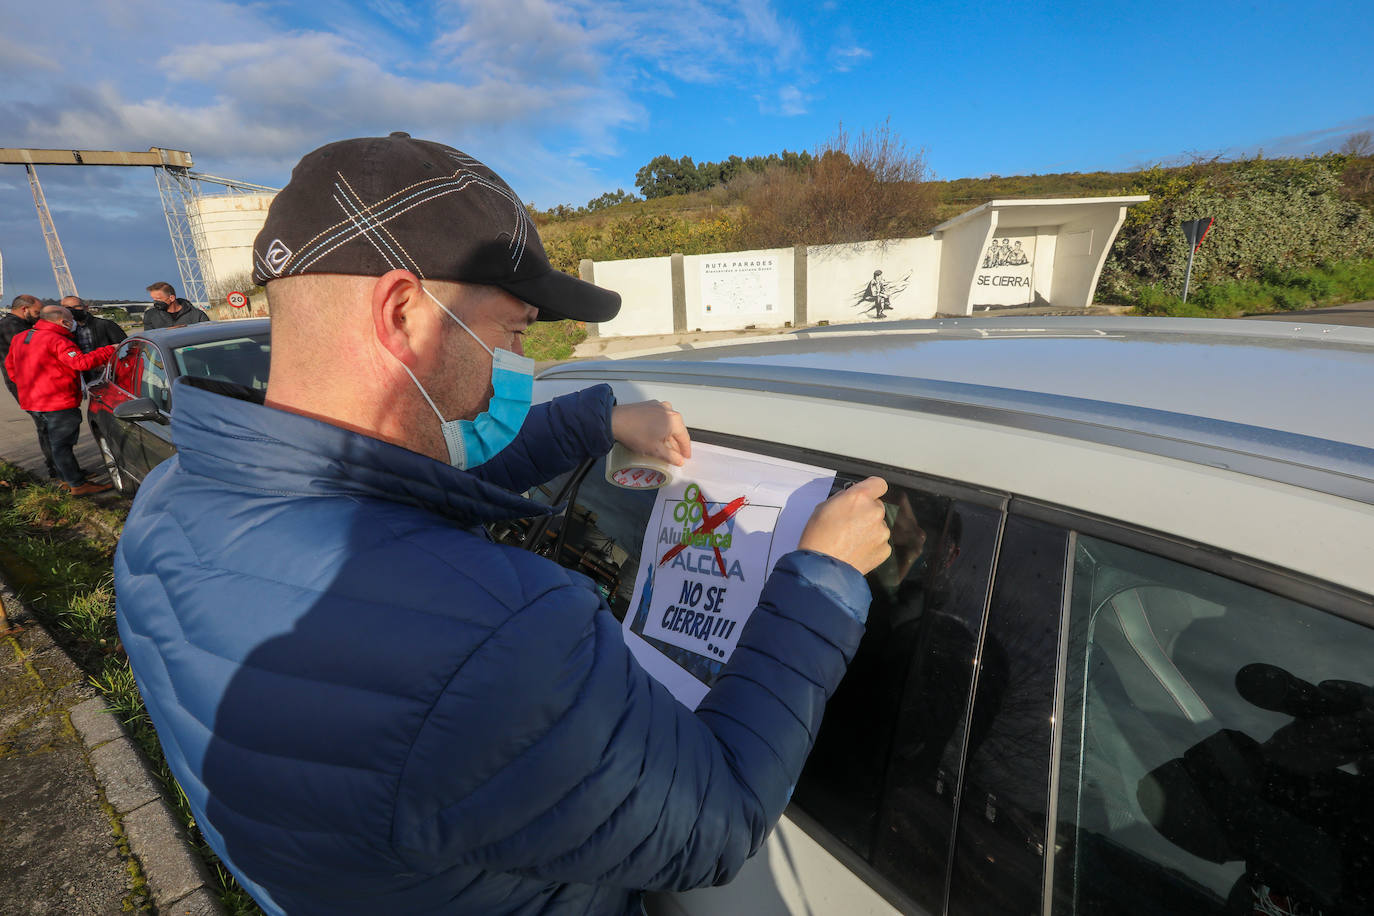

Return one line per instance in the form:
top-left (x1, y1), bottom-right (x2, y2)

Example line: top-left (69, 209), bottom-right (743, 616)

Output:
top-left (605, 442), bottom-right (676, 490)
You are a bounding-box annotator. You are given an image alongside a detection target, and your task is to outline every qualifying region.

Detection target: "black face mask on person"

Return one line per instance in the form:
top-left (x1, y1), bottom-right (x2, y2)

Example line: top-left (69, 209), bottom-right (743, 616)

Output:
top-left (69, 309), bottom-right (89, 324)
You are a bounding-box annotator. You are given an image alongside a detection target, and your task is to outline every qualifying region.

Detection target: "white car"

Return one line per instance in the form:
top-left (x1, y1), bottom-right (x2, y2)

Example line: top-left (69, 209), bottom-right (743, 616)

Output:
top-left (514, 317), bottom-right (1374, 916)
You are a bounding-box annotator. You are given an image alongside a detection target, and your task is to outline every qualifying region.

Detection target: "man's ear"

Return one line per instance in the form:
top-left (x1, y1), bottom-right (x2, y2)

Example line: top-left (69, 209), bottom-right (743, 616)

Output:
top-left (371, 270), bottom-right (441, 367)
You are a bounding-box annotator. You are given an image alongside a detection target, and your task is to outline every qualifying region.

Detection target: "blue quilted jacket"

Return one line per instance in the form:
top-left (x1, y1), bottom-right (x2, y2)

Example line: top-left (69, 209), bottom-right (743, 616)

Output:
top-left (116, 379), bottom-right (870, 915)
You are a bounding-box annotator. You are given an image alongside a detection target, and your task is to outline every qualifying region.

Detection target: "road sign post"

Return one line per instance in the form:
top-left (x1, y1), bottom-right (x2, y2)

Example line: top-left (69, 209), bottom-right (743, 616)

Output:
top-left (227, 290), bottom-right (248, 310)
top-left (1181, 217), bottom-right (1214, 303)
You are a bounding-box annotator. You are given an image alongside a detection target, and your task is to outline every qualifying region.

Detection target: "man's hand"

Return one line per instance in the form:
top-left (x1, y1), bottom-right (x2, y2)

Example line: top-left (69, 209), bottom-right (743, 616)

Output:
top-left (798, 477), bottom-right (892, 575)
top-left (611, 400), bottom-right (692, 467)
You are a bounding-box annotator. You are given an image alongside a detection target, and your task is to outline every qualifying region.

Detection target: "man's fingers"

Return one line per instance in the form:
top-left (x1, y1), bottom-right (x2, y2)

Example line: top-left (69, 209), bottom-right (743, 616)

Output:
top-left (848, 476), bottom-right (888, 500)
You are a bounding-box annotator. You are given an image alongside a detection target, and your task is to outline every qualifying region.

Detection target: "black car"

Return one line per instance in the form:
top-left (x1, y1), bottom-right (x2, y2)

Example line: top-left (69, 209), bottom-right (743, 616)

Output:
top-left (87, 319), bottom-right (271, 494)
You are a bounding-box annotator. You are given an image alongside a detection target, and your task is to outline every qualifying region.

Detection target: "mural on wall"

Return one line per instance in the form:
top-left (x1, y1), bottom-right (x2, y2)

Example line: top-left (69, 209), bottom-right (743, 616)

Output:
top-left (974, 234), bottom-right (1036, 306)
top-left (852, 268), bottom-right (911, 318)
top-left (981, 237), bottom-right (1031, 268)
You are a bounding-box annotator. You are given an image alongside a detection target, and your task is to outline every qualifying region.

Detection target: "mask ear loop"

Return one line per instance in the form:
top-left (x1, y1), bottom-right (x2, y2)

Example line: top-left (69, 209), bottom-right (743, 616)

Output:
top-left (396, 360), bottom-right (448, 423)
top-left (423, 287), bottom-right (495, 357)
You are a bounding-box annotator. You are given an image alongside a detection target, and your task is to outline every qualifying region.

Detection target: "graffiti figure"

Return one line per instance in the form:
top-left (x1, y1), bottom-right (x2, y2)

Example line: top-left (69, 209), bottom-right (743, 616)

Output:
top-left (854, 269), bottom-right (911, 319)
top-left (981, 238), bottom-right (1031, 269)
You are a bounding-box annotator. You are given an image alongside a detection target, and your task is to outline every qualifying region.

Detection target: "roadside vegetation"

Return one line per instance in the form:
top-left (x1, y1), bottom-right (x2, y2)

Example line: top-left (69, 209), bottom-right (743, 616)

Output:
top-left (0, 461), bottom-right (261, 916)
top-left (530, 127), bottom-right (1374, 321)
top-left (1127, 258), bottom-right (1374, 317)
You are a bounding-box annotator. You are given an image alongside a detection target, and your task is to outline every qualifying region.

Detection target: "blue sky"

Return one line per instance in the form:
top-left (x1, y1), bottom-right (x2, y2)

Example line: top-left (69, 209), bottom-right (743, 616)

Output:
top-left (2, 0), bottom-right (1371, 298)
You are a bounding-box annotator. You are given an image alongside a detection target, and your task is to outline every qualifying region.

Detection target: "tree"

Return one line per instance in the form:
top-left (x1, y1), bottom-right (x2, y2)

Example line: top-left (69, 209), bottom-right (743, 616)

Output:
top-left (1339, 131), bottom-right (1373, 159)
top-left (736, 119), bottom-right (937, 248)
top-left (634, 155), bottom-right (702, 198)
top-left (586, 189), bottom-right (636, 212)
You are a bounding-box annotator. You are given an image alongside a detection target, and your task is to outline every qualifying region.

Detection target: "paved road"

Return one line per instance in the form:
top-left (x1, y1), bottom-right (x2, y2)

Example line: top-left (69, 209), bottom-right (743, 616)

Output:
top-left (1247, 301), bottom-right (1374, 328)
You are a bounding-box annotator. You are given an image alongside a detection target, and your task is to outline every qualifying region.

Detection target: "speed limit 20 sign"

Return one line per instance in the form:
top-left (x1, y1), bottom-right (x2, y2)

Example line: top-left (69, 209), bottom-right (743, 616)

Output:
top-left (227, 290), bottom-right (249, 309)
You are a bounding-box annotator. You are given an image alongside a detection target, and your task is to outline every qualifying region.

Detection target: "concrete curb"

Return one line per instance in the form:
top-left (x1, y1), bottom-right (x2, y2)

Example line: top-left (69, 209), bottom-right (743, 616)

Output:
top-left (4, 579), bottom-right (227, 916)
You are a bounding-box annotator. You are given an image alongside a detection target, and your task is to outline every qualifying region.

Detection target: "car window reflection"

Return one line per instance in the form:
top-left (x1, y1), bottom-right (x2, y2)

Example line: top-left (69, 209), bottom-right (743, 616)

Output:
top-left (1051, 536), bottom-right (1374, 916)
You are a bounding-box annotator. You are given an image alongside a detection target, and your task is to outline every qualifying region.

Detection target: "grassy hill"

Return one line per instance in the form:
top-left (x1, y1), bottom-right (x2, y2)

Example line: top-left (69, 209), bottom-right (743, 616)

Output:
top-left (527, 152), bottom-right (1374, 331)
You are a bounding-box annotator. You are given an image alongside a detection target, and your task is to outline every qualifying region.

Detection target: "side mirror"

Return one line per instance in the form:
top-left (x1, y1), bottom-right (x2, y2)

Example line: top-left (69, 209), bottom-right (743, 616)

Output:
top-left (113, 397), bottom-right (169, 425)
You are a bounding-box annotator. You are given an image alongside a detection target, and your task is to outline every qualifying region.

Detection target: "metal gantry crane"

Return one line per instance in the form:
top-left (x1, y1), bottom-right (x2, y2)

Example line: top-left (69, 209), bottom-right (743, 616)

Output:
top-left (25, 164), bottom-right (78, 298)
top-left (0, 147), bottom-right (277, 304)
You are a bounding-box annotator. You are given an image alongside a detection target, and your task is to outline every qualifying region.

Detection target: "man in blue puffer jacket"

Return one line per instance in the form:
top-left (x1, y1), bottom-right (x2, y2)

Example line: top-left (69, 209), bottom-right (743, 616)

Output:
top-left (115, 133), bottom-right (891, 915)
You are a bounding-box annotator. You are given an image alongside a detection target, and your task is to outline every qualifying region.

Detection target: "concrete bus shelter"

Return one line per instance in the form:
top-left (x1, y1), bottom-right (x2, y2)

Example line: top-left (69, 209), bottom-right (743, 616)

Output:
top-left (585, 195), bottom-right (1149, 337)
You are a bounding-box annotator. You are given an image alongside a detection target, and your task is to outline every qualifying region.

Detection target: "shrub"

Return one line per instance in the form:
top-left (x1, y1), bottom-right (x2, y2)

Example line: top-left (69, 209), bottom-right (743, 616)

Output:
top-left (736, 120), bottom-right (937, 249)
top-left (523, 320), bottom-right (588, 361)
top-left (1125, 258), bottom-right (1374, 317)
top-left (1104, 156), bottom-right (1374, 304)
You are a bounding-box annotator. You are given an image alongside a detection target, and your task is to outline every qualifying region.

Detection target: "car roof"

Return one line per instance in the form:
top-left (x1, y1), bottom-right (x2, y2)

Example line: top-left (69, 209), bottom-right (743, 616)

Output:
top-left (136, 317), bottom-right (271, 348)
top-left (540, 317), bottom-right (1374, 504)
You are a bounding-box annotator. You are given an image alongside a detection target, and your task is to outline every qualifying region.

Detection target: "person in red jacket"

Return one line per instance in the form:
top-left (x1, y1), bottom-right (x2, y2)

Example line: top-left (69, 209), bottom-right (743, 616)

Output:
top-left (5, 305), bottom-right (117, 495)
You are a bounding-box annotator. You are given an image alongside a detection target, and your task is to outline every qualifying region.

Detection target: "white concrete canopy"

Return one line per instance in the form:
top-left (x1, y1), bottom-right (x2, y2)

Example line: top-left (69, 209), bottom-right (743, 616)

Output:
top-left (932, 196), bottom-right (1149, 314)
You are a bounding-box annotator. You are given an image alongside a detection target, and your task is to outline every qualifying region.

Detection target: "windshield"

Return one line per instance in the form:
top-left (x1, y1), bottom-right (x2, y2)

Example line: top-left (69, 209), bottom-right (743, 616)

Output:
top-left (174, 336), bottom-right (272, 392)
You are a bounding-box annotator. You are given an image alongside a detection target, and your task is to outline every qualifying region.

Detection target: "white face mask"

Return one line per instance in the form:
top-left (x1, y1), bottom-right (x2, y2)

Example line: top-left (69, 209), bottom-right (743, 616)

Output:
top-left (393, 287), bottom-right (536, 469)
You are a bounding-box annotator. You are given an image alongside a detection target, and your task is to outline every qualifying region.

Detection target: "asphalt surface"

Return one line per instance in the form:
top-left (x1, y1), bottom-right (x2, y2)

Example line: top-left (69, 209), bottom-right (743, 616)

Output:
top-left (0, 391), bottom-right (108, 489)
top-left (1246, 300), bottom-right (1374, 327)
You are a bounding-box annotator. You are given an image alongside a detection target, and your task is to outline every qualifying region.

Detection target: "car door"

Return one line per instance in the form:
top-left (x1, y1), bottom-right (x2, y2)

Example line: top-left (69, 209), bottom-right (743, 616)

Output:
top-left (94, 339), bottom-right (149, 480)
top-left (495, 435), bottom-right (1008, 914)
top-left (135, 342), bottom-right (177, 474)
top-left (1032, 512), bottom-right (1374, 916)
top-left (938, 503), bottom-right (1374, 916)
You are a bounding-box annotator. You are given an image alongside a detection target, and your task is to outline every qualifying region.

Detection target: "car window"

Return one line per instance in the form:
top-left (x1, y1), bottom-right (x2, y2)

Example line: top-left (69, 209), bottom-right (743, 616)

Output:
top-left (946, 515), bottom-right (1068, 916)
top-left (139, 346), bottom-right (170, 411)
top-left (487, 466), bottom-right (585, 556)
top-left (547, 455), bottom-right (658, 618)
top-left (513, 451), bottom-right (1017, 911)
top-left (113, 340), bottom-right (140, 393)
top-left (1049, 535), bottom-right (1374, 916)
top-left (174, 336), bottom-right (272, 392)
top-left (793, 490), bottom-right (1002, 914)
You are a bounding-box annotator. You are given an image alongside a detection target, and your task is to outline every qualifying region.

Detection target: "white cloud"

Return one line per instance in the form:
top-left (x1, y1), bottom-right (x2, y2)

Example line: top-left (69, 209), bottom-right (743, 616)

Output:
top-left (829, 45), bottom-right (871, 72)
top-left (0, 0), bottom-right (816, 207)
top-left (755, 84), bottom-right (808, 117)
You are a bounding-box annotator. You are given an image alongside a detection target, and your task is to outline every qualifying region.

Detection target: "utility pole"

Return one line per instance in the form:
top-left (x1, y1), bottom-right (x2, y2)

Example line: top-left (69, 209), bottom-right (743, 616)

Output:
top-left (25, 165), bottom-right (78, 298)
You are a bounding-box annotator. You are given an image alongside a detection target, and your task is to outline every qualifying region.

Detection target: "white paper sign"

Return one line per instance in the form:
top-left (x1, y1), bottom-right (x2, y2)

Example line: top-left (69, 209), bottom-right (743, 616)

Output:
top-left (622, 442), bottom-right (836, 709)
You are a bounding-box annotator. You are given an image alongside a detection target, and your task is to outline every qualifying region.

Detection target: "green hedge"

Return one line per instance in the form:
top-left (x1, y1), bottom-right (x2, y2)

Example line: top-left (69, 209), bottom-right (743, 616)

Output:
top-left (1128, 258), bottom-right (1374, 317)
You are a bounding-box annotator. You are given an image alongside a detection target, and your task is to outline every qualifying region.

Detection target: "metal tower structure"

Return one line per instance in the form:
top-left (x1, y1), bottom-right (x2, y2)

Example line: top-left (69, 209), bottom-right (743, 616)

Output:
top-left (154, 165), bottom-right (216, 305)
top-left (25, 164), bottom-right (78, 298)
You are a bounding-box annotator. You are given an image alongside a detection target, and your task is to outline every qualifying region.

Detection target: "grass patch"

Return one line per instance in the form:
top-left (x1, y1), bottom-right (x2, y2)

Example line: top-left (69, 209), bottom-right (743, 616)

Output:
top-left (0, 460), bottom-right (262, 916)
top-left (524, 319), bottom-right (589, 361)
top-left (1126, 258), bottom-right (1374, 317)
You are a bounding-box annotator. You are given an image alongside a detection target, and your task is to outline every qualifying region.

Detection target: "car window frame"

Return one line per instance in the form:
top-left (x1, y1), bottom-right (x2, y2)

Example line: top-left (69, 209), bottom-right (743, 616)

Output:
top-left (528, 426), bottom-right (1011, 915)
top-left (139, 343), bottom-right (171, 412)
top-left (1005, 498), bottom-right (1374, 916)
top-left (111, 339), bottom-right (143, 396)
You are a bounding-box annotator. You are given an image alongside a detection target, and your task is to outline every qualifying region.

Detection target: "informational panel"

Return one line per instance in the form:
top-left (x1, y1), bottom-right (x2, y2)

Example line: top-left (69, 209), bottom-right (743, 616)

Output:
top-left (973, 231), bottom-right (1036, 306)
top-left (700, 254), bottom-right (781, 317)
top-left (622, 443), bottom-right (835, 709)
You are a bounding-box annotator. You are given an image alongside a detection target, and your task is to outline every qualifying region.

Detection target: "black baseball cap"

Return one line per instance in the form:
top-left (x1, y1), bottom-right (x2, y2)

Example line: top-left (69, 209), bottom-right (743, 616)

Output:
top-left (250, 132), bottom-right (620, 323)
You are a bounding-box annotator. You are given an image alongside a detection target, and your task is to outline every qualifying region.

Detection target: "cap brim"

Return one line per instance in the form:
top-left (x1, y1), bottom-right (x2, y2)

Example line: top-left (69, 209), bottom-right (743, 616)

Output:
top-left (499, 270), bottom-right (621, 323)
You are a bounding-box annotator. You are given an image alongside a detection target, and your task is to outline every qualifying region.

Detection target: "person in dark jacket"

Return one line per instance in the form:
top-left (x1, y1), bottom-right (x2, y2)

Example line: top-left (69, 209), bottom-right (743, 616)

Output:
top-left (61, 296), bottom-right (127, 384)
top-left (143, 281), bottom-right (210, 329)
top-left (115, 133), bottom-right (891, 916)
top-left (0, 293), bottom-right (42, 403)
top-left (6, 305), bottom-right (115, 495)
